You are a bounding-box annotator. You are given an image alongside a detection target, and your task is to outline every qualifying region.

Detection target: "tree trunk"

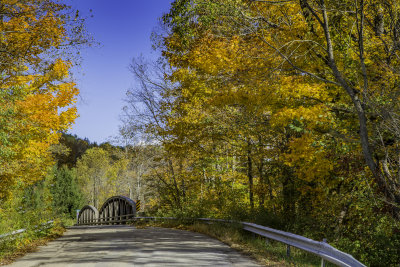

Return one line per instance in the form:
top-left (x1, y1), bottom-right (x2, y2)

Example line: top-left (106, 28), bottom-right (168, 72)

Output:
top-left (247, 140), bottom-right (254, 210)
top-left (168, 158), bottom-right (181, 209)
top-left (319, 0), bottom-right (400, 213)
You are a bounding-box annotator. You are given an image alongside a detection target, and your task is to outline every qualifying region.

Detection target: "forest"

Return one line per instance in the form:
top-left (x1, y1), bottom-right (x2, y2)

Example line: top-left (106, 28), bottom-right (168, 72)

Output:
top-left (1, 0), bottom-right (400, 266)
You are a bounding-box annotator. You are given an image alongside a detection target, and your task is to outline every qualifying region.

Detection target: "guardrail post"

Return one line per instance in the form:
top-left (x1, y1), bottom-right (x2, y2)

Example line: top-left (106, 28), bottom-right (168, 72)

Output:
top-left (76, 209), bottom-right (80, 225)
top-left (286, 245), bottom-right (291, 258)
top-left (321, 238), bottom-right (327, 267)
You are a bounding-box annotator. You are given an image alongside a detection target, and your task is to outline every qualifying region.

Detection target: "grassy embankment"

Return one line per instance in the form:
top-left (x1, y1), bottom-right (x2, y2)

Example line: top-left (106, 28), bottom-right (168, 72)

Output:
top-left (0, 218), bottom-right (73, 265)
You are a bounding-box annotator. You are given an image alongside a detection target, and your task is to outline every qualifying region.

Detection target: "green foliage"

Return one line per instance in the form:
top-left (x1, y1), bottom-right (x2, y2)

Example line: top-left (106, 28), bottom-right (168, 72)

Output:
top-left (331, 189), bottom-right (400, 266)
top-left (53, 134), bottom-right (98, 168)
top-left (50, 166), bottom-right (84, 218)
top-left (75, 143), bottom-right (142, 209)
top-left (0, 176), bottom-right (53, 235)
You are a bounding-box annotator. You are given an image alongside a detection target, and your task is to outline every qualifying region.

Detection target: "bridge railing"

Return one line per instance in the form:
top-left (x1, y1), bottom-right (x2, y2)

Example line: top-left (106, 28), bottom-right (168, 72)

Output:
top-left (76, 213), bottom-right (136, 225)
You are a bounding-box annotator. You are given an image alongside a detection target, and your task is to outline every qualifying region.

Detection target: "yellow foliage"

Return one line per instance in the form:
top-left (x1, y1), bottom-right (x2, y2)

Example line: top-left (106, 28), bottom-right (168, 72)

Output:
top-left (0, 0), bottom-right (80, 200)
top-left (283, 134), bottom-right (334, 183)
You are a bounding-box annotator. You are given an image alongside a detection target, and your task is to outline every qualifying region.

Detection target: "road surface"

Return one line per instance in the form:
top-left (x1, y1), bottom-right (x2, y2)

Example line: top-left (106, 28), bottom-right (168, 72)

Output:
top-left (7, 225), bottom-right (262, 266)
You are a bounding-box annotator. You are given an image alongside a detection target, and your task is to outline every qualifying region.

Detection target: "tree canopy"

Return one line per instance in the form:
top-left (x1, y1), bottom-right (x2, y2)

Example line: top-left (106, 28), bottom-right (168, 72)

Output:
top-left (120, 0), bottom-right (400, 264)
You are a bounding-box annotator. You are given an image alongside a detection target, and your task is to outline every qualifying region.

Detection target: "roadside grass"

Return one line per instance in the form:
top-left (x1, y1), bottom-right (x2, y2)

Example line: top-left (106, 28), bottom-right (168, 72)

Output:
top-left (134, 219), bottom-right (335, 267)
top-left (0, 219), bottom-right (66, 266)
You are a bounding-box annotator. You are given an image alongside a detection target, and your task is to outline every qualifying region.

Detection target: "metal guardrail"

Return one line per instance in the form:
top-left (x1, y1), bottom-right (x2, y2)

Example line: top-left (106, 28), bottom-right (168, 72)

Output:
top-left (240, 221), bottom-right (364, 267)
top-left (130, 217), bottom-right (365, 267)
top-left (0, 229), bottom-right (26, 240)
top-left (0, 220), bottom-right (54, 242)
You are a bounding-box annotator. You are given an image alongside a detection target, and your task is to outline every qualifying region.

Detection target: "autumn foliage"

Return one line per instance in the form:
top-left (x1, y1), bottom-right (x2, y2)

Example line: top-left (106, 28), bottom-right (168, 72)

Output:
top-left (0, 1), bottom-right (84, 206)
top-left (120, 0), bottom-right (400, 264)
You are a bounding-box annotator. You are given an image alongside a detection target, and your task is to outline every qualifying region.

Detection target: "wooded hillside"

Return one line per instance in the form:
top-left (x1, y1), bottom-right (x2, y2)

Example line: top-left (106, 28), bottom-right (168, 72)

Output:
top-left (120, 1), bottom-right (400, 265)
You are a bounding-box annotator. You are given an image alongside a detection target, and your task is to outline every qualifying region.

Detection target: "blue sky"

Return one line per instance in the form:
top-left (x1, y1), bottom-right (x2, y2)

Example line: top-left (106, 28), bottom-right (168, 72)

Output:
top-left (66, 0), bottom-right (173, 144)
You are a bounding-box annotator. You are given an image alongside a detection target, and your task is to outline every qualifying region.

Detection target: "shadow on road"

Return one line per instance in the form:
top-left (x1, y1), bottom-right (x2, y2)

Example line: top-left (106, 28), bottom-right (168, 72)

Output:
top-left (7, 225), bottom-right (261, 267)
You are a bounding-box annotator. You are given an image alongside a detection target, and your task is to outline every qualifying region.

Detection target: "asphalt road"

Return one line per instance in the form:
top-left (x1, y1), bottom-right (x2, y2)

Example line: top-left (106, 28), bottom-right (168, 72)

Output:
top-left (7, 225), bottom-right (262, 267)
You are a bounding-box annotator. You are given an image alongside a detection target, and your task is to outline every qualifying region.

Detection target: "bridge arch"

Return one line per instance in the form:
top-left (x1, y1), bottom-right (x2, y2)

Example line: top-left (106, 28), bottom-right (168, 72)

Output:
top-left (77, 205), bottom-right (99, 225)
top-left (99, 196), bottom-right (136, 224)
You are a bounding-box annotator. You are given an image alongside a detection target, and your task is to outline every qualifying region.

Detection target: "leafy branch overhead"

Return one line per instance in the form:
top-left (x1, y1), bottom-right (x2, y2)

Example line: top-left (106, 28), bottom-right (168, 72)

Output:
top-left (0, 0), bottom-right (90, 201)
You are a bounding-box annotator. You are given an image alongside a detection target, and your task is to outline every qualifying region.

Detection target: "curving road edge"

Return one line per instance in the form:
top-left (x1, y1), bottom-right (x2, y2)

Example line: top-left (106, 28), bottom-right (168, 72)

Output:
top-left (7, 225), bottom-right (262, 267)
